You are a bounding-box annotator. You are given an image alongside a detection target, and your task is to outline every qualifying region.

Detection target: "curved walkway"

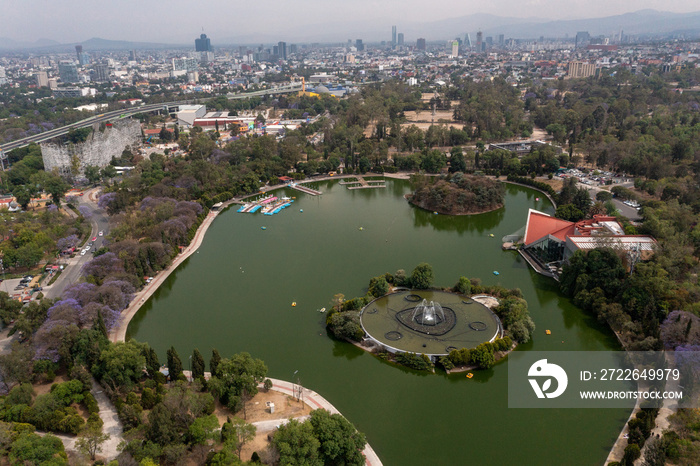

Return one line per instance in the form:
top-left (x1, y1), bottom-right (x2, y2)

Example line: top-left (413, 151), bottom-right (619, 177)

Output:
top-left (265, 377), bottom-right (383, 466)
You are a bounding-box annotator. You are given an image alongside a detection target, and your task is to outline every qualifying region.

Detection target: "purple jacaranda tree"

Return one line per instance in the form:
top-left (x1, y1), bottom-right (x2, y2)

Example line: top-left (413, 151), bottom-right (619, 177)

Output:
top-left (98, 192), bottom-right (117, 210)
top-left (660, 310), bottom-right (700, 350)
top-left (78, 205), bottom-right (93, 219)
top-left (82, 252), bottom-right (125, 284)
top-left (57, 234), bottom-right (80, 251)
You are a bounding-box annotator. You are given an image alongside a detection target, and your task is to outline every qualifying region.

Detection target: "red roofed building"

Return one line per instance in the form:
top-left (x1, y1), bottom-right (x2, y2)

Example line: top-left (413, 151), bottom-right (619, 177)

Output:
top-left (521, 209), bottom-right (656, 275)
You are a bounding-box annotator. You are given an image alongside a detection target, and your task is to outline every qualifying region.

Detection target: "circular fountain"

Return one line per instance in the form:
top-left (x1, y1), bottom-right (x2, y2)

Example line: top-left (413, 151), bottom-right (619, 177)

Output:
top-left (360, 290), bottom-right (502, 357)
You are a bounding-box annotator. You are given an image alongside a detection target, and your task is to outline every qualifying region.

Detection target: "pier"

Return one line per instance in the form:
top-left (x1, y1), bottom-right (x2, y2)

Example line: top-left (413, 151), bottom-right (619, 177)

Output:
top-left (344, 175), bottom-right (387, 190)
top-left (290, 183), bottom-right (322, 196)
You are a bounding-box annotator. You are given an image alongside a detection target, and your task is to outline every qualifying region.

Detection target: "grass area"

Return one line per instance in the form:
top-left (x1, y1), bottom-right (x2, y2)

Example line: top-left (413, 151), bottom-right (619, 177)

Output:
top-left (47, 269), bottom-right (62, 286)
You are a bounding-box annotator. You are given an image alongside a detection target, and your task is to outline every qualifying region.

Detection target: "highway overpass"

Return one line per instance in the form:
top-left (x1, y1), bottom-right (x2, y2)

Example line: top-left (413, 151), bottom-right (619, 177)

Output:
top-left (0, 83), bottom-right (302, 155)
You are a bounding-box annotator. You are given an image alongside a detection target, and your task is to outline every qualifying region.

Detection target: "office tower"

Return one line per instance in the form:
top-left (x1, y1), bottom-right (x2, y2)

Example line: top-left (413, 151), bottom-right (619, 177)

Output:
top-left (498, 34), bottom-right (504, 46)
top-left (172, 57), bottom-right (198, 72)
top-left (451, 40), bottom-right (459, 58)
top-left (568, 61), bottom-right (596, 78)
top-left (290, 44), bottom-right (297, 54)
top-left (392, 26), bottom-right (397, 47)
top-left (464, 34), bottom-right (472, 47)
top-left (93, 63), bottom-right (109, 82)
top-left (195, 33), bottom-right (212, 52)
top-left (486, 36), bottom-right (493, 46)
top-left (476, 31), bottom-right (483, 52)
top-left (398, 33), bottom-right (404, 46)
top-left (416, 38), bottom-right (426, 51)
top-left (58, 61), bottom-right (79, 83)
top-left (35, 71), bottom-right (49, 87)
top-left (273, 45), bottom-right (279, 56)
top-left (75, 45), bottom-right (83, 61)
top-left (575, 31), bottom-right (590, 48)
top-left (278, 41), bottom-right (287, 60)
top-left (355, 39), bottom-right (364, 51)
top-left (129, 50), bottom-right (137, 61)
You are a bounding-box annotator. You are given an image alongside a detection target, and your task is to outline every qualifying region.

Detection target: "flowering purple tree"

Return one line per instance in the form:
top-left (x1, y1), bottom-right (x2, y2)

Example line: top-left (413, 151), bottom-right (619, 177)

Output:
top-left (81, 252), bottom-right (125, 284)
top-left (78, 205), bottom-right (93, 219)
top-left (57, 235), bottom-right (80, 251)
top-left (660, 310), bottom-right (700, 350)
top-left (98, 192), bottom-right (117, 210)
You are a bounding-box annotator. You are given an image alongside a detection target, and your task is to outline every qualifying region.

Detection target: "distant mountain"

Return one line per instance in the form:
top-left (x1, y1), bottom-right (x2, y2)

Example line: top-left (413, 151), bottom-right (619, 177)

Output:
top-left (0, 37), bottom-right (184, 52)
top-left (79, 37), bottom-right (184, 51)
top-left (218, 9), bottom-right (700, 44)
top-left (483, 9), bottom-right (700, 39)
top-left (0, 37), bottom-right (61, 50)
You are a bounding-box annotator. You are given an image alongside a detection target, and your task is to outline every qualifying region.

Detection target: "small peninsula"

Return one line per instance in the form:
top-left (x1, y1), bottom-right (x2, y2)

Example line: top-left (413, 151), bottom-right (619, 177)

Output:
top-left (408, 172), bottom-right (505, 215)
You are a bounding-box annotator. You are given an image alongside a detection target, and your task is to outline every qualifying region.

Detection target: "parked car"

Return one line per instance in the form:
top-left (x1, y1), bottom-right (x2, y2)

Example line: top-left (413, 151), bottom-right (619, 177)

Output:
top-left (91, 236), bottom-right (97, 242)
top-left (80, 250), bottom-right (87, 256)
top-left (99, 231), bottom-right (104, 236)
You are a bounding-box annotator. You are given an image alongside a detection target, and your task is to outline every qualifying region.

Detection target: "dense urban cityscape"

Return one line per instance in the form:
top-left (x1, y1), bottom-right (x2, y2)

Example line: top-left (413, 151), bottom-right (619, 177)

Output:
top-left (0, 5), bottom-right (699, 466)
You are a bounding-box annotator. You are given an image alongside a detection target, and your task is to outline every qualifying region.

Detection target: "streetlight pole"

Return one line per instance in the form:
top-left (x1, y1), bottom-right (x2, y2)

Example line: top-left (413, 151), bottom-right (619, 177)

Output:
top-left (292, 370), bottom-right (298, 401)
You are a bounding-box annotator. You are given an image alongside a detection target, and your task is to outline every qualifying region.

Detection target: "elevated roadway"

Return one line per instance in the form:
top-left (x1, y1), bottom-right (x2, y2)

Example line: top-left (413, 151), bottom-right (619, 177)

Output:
top-left (0, 83), bottom-right (302, 154)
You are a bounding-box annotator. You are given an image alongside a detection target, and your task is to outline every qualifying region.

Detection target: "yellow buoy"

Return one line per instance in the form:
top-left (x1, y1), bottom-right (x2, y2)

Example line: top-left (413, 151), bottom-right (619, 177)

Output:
top-left (545, 329), bottom-right (551, 335)
top-left (466, 373), bottom-right (474, 379)
top-left (292, 302), bottom-right (297, 307)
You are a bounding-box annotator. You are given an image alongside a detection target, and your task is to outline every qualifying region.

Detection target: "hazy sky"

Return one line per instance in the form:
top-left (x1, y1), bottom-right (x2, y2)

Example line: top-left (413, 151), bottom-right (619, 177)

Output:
top-left (2, 0), bottom-right (699, 43)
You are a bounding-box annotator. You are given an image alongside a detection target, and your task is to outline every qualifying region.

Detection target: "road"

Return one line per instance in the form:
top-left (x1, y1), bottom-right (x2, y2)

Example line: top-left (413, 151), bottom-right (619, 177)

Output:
top-left (44, 188), bottom-right (108, 299)
top-left (0, 84), bottom-right (303, 153)
top-left (578, 181), bottom-right (641, 221)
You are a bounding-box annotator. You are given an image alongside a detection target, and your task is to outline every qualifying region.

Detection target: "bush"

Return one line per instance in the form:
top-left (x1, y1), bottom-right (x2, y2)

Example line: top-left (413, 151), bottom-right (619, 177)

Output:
top-left (454, 276), bottom-right (471, 295)
top-left (264, 379), bottom-right (273, 391)
top-left (83, 393), bottom-right (99, 415)
top-left (394, 353), bottom-right (433, 371)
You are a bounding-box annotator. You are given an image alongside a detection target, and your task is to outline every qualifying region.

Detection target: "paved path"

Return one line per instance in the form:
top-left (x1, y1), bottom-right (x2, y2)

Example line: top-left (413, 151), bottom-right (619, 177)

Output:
top-left (91, 379), bottom-right (123, 461)
top-left (265, 377), bottom-right (383, 466)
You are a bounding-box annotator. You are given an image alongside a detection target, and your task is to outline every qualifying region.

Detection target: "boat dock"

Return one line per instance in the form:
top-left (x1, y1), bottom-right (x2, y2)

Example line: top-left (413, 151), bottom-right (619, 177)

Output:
top-left (345, 176), bottom-right (386, 190)
top-left (237, 195), bottom-right (278, 213)
top-left (290, 183), bottom-right (322, 196)
top-left (262, 198), bottom-right (294, 215)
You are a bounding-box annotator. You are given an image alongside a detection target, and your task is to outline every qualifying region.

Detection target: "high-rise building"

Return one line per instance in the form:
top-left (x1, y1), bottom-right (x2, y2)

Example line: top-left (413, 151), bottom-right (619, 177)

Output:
top-left (355, 39), bottom-right (364, 51)
top-left (498, 34), bottom-right (505, 46)
top-left (172, 57), bottom-right (198, 72)
top-left (476, 31), bottom-right (483, 52)
top-left (575, 31), bottom-right (590, 48)
top-left (129, 50), bottom-right (137, 62)
top-left (568, 61), bottom-right (596, 78)
top-left (278, 41), bottom-right (287, 60)
top-left (464, 34), bottom-right (472, 47)
top-left (451, 40), bottom-right (459, 58)
top-left (75, 45), bottom-right (83, 62)
top-left (93, 63), bottom-right (109, 82)
top-left (416, 38), bottom-right (426, 51)
top-left (392, 26), bottom-right (397, 47)
top-left (289, 44), bottom-right (297, 54)
top-left (58, 61), bottom-right (79, 83)
top-left (398, 33), bottom-right (404, 46)
top-left (195, 33), bottom-right (212, 52)
top-left (35, 71), bottom-right (49, 87)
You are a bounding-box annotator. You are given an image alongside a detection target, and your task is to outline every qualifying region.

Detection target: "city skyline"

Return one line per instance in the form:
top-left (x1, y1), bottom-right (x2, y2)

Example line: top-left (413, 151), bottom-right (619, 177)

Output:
top-left (2, 1), bottom-right (700, 45)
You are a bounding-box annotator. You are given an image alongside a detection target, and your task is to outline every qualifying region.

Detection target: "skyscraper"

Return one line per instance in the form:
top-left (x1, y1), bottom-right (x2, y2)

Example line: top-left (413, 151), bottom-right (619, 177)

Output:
top-left (58, 61), bottom-right (79, 83)
top-left (278, 41), bottom-right (287, 60)
top-left (355, 39), bottom-right (364, 51)
top-left (464, 34), bottom-right (472, 48)
top-left (75, 45), bottom-right (82, 62)
top-left (575, 31), bottom-right (590, 48)
top-left (498, 34), bottom-right (505, 47)
top-left (416, 38), bottom-right (426, 51)
top-left (476, 31), bottom-right (483, 52)
top-left (195, 33), bottom-right (212, 52)
top-left (93, 63), bottom-right (109, 82)
top-left (129, 50), bottom-right (137, 62)
top-left (392, 26), bottom-right (397, 48)
top-left (398, 33), bottom-right (404, 46)
top-left (35, 71), bottom-right (49, 88)
top-left (451, 40), bottom-right (459, 58)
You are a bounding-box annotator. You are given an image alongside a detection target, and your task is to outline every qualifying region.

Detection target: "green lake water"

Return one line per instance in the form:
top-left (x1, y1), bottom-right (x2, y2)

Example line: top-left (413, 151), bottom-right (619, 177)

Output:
top-left (128, 180), bottom-right (628, 465)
